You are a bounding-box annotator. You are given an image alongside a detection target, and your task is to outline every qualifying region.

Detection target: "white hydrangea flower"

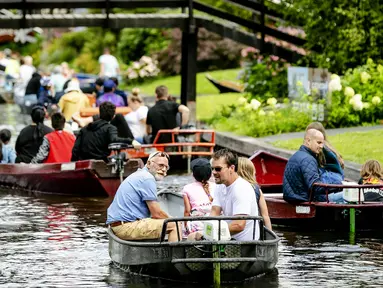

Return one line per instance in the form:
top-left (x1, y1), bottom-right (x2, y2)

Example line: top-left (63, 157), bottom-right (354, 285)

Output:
top-left (140, 56), bottom-right (152, 65)
top-left (353, 94), bottom-right (362, 102)
top-left (238, 97), bottom-right (247, 105)
top-left (267, 111), bottom-right (275, 116)
top-left (132, 62), bottom-right (140, 69)
top-left (139, 69), bottom-right (148, 78)
top-left (250, 99), bottom-right (261, 110)
top-left (372, 96), bottom-right (381, 105)
top-left (362, 102), bottom-right (370, 109)
top-left (328, 78), bottom-right (342, 92)
top-left (344, 87), bottom-right (355, 98)
top-left (352, 100), bottom-right (363, 111)
top-left (128, 71), bottom-right (138, 79)
top-left (330, 74), bottom-right (340, 81)
top-left (245, 103), bottom-right (252, 110)
top-left (258, 109), bottom-right (266, 116)
top-left (266, 97), bottom-right (277, 106)
top-left (360, 71), bottom-right (371, 84)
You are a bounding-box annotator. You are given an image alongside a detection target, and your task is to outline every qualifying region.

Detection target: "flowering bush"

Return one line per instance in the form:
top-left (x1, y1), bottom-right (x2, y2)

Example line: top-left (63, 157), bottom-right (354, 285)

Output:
top-left (208, 96), bottom-right (312, 137)
top-left (327, 59), bottom-right (383, 127)
top-left (239, 50), bottom-right (289, 102)
top-left (125, 55), bottom-right (160, 84)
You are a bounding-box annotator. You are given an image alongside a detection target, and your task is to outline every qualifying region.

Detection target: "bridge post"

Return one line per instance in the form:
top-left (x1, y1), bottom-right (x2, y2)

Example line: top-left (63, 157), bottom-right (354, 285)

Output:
top-left (181, 0), bottom-right (197, 124)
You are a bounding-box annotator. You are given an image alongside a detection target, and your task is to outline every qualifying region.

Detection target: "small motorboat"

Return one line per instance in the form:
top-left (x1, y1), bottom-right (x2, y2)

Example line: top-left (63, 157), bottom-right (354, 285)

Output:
top-left (79, 107), bottom-right (132, 117)
top-left (250, 150), bottom-right (383, 231)
top-left (0, 144), bottom-right (144, 197)
top-left (108, 191), bottom-right (279, 284)
top-left (123, 129), bottom-right (216, 159)
top-left (205, 74), bottom-right (244, 93)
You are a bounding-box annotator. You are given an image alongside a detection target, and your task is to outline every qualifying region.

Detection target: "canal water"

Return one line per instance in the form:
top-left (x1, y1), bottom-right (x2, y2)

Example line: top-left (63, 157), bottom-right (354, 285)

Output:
top-left (1, 104), bottom-right (383, 287)
top-left (1, 175), bottom-right (382, 287)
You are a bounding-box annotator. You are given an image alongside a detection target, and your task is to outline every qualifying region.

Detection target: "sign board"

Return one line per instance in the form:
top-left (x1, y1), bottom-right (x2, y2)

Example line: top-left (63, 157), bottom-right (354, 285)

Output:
top-left (288, 67), bottom-right (330, 121)
top-left (288, 67), bottom-right (330, 100)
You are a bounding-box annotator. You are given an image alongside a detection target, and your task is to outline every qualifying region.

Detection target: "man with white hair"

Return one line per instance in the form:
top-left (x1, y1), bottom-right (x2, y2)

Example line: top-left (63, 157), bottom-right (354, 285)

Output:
top-left (283, 129), bottom-right (343, 202)
top-left (106, 151), bottom-right (182, 242)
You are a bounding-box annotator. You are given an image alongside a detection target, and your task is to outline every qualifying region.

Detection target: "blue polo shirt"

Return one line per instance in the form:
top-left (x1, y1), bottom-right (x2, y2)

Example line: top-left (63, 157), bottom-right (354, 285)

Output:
top-left (106, 167), bottom-right (157, 224)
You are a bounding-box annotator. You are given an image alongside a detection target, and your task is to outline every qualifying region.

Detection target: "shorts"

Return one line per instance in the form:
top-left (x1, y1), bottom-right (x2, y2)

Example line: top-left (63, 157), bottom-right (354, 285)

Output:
top-left (111, 218), bottom-right (165, 240)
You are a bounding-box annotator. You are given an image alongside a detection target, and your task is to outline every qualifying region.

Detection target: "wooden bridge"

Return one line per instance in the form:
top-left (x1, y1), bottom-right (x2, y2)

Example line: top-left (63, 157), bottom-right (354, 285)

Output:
top-left (0, 0), bottom-right (308, 121)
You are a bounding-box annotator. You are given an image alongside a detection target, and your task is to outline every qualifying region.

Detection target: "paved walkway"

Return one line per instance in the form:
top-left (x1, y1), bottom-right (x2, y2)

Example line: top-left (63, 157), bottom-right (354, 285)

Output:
top-left (259, 125), bottom-right (383, 143)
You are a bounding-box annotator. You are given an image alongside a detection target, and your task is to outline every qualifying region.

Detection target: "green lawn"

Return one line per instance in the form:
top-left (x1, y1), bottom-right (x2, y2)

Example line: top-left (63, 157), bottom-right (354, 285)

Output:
top-left (196, 92), bottom-right (242, 121)
top-left (128, 68), bottom-right (242, 96)
top-left (273, 129), bottom-right (383, 164)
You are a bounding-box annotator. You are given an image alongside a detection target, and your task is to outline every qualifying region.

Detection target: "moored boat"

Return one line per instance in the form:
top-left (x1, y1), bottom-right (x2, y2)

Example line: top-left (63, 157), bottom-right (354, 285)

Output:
top-left (250, 150), bottom-right (383, 231)
top-left (0, 159), bottom-right (143, 197)
top-left (108, 191), bottom-right (279, 283)
top-left (205, 74), bottom-right (244, 93)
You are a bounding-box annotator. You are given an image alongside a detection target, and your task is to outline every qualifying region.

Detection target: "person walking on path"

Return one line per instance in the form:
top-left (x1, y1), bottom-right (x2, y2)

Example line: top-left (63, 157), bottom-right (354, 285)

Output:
top-left (98, 48), bottom-right (120, 78)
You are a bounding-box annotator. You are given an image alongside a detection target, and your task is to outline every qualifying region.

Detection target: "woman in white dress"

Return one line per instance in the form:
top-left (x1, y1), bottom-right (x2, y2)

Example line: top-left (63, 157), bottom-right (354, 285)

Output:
top-left (124, 88), bottom-right (148, 144)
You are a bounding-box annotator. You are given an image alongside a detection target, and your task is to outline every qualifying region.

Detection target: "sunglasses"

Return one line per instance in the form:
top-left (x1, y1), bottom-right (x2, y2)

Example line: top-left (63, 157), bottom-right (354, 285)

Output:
top-left (148, 151), bottom-right (170, 161)
top-left (212, 166), bottom-right (226, 172)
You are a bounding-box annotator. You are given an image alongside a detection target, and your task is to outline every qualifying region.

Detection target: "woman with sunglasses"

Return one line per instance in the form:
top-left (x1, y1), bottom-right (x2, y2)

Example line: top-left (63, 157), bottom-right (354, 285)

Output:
top-left (182, 158), bottom-right (216, 239)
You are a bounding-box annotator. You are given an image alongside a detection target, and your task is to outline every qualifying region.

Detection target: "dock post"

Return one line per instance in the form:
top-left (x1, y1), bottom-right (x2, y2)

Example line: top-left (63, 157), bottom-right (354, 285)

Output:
top-left (213, 245), bottom-right (221, 288)
top-left (349, 207), bottom-right (356, 244)
top-left (186, 146), bottom-right (192, 174)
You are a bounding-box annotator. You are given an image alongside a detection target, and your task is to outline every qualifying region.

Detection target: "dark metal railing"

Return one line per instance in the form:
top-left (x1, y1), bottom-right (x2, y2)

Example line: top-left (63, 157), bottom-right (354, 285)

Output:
top-left (159, 215), bottom-right (264, 242)
top-left (311, 183), bottom-right (383, 204)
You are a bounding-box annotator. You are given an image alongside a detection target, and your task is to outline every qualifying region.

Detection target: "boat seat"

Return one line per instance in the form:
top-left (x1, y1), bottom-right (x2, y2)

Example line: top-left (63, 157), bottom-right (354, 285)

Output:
top-left (127, 238), bottom-right (162, 242)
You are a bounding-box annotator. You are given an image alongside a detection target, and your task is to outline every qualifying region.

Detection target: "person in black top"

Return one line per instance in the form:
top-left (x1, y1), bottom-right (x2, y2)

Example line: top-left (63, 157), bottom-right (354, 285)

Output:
top-left (146, 85), bottom-right (190, 143)
top-left (23, 72), bottom-right (42, 115)
top-left (71, 101), bottom-right (141, 162)
top-left (15, 106), bottom-right (54, 163)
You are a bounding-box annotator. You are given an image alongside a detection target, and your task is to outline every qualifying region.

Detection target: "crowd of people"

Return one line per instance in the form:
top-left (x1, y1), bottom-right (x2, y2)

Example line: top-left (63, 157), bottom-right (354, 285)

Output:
top-left (0, 48), bottom-right (382, 244)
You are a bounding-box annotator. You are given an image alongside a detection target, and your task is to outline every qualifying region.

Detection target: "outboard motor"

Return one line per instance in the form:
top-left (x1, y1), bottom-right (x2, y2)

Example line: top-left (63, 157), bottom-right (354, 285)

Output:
top-left (108, 143), bottom-right (131, 183)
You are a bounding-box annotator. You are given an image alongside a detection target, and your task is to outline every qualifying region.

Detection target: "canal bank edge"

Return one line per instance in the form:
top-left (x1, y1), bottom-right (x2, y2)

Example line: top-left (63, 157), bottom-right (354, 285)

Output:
top-left (207, 131), bottom-right (362, 181)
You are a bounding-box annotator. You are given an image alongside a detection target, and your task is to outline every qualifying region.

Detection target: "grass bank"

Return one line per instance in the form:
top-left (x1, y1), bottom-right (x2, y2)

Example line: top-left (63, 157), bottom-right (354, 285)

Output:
top-left (196, 93), bottom-right (241, 121)
top-left (128, 68), bottom-right (242, 96)
top-left (273, 129), bottom-right (383, 164)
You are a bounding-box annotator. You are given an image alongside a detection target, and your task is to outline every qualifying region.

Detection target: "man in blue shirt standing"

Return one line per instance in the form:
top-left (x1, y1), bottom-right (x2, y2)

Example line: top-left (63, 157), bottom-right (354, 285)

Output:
top-left (106, 151), bottom-right (181, 241)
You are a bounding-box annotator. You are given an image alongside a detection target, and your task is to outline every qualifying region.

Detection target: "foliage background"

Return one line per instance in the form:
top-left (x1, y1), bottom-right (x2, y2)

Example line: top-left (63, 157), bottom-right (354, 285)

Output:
top-left (280, 0), bottom-right (383, 74)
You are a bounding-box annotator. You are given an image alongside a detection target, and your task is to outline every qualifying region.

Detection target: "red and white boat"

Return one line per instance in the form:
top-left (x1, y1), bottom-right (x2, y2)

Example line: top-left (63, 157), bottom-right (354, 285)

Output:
top-left (0, 159), bottom-right (143, 197)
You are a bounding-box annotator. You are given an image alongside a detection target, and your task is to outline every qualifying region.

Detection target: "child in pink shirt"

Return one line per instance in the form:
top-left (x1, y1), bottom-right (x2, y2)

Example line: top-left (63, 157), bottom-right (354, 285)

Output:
top-left (183, 158), bottom-right (215, 237)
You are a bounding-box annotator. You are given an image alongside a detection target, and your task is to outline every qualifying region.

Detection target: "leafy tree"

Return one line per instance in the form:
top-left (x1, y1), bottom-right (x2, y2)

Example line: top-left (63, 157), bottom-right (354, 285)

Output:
top-left (117, 28), bottom-right (170, 65)
top-left (156, 28), bottom-right (244, 75)
top-left (280, 0), bottom-right (383, 73)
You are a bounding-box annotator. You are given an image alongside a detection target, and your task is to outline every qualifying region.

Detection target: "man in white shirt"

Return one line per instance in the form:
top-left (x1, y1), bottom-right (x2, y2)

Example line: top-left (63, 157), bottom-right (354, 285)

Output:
top-left (98, 48), bottom-right (120, 78)
top-left (210, 149), bottom-right (259, 241)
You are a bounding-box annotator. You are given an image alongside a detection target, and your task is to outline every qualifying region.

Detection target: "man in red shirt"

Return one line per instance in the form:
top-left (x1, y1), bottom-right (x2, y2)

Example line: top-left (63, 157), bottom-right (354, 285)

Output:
top-left (31, 112), bottom-right (75, 163)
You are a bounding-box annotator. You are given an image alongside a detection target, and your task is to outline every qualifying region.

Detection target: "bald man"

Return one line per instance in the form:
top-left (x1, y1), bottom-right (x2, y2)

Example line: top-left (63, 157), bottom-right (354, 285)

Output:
top-left (283, 129), bottom-right (343, 202)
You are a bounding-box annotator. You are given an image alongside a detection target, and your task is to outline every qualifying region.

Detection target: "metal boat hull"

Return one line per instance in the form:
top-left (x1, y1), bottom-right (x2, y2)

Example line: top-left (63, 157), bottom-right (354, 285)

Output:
top-left (108, 191), bottom-right (279, 283)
